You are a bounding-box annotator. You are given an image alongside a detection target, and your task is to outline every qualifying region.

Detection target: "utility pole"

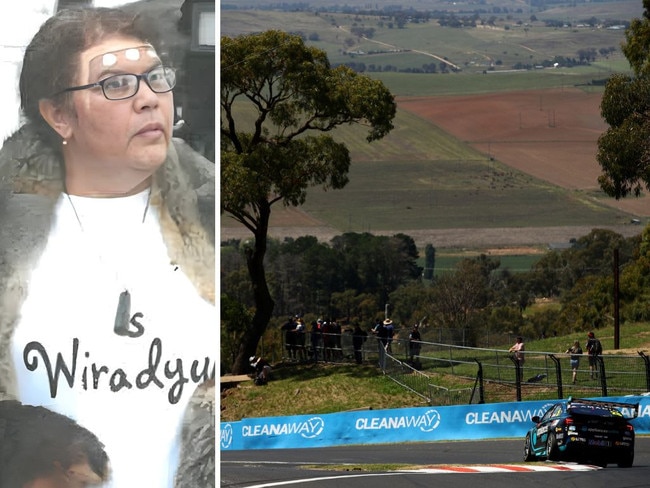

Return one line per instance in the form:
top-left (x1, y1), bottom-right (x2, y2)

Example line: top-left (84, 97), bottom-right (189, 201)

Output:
top-left (614, 248), bottom-right (620, 350)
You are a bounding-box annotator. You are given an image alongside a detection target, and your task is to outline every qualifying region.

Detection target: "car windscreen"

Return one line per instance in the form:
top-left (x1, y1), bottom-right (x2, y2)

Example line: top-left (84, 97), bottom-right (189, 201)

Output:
top-left (568, 405), bottom-right (624, 418)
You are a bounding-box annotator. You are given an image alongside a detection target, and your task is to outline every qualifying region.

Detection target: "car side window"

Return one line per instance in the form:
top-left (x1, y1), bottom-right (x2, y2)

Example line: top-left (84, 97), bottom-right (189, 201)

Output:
top-left (541, 404), bottom-right (558, 422)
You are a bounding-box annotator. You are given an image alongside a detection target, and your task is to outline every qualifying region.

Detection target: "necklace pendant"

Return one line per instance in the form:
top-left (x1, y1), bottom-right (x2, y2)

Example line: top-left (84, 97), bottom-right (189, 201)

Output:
top-left (114, 290), bottom-right (131, 336)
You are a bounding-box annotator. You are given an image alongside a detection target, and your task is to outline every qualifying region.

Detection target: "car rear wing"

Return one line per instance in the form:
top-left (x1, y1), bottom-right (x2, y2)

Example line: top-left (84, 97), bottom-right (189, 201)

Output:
top-left (567, 397), bottom-right (640, 419)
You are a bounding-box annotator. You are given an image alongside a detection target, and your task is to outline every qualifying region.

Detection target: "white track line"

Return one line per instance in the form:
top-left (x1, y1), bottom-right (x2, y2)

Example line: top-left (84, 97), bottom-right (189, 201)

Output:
top-left (239, 463), bottom-right (600, 487)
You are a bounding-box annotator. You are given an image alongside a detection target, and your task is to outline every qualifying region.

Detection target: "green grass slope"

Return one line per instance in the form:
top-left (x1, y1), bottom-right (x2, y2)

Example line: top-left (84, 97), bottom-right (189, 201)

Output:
top-left (220, 322), bottom-right (650, 422)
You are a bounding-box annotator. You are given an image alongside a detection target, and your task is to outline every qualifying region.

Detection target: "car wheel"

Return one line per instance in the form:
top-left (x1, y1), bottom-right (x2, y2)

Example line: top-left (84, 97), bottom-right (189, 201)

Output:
top-left (524, 433), bottom-right (535, 462)
top-left (546, 432), bottom-right (560, 461)
top-left (617, 450), bottom-right (634, 468)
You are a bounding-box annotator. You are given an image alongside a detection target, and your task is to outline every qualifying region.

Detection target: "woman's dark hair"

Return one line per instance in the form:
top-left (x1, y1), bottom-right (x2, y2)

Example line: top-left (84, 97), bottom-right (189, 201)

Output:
top-left (19, 7), bottom-right (160, 150)
top-left (0, 400), bottom-right (109, 487)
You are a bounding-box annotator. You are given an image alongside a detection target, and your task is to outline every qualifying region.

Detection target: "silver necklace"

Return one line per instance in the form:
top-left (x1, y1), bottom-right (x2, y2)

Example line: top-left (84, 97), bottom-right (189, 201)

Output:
top-left (65, 187), bottom-right (152, 338)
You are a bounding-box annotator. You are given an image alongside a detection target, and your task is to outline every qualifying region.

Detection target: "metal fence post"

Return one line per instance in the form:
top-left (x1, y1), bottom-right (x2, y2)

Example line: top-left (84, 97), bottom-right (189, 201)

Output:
top-left (639, 351), bottom-right (650, 392)
top-left (548, 354), bottom-right (563, 399)
top-left (508, 355), bottom-right (522, 401)
top-left (597, 355), bottom-right (607, 396)
top-left (474, 359), bottom-right (485, 404)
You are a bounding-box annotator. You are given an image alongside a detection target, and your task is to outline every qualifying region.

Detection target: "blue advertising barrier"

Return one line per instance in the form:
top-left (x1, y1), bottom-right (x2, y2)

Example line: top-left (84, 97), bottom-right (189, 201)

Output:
top-left (220, 395), bottom-right (650, 451)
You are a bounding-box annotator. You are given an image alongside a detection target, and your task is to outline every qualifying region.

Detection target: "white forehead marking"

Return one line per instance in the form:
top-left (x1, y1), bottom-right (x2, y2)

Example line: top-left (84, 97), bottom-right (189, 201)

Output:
top-left (125, 48), bottom-right (141, 61)
top-left (101, 53), bottom-right (118, 67)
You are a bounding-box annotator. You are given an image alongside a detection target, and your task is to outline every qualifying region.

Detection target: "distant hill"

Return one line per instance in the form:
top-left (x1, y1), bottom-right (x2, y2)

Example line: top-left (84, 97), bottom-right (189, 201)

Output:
top-left (220, 1), bottom-right (647, 250)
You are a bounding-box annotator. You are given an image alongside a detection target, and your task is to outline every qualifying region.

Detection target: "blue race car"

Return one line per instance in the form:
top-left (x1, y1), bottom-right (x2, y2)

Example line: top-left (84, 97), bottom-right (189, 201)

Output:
top-left (523, 397), bottom-right (638, 467)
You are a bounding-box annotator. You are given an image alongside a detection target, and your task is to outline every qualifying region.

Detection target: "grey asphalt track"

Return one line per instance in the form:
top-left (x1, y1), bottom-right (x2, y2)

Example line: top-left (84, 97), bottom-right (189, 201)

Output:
top-left (221, 437), bottom-right (650, 487)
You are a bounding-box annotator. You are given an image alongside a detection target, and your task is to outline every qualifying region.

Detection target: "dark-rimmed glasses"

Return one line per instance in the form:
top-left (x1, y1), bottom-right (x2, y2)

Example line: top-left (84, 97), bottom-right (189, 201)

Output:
top-left (55, 66), bottom-right (176, 101)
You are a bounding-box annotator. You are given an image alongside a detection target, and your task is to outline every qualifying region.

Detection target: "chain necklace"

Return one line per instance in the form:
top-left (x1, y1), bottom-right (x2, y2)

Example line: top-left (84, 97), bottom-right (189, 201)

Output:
top-left (65, 187), bottom-right (152, 337)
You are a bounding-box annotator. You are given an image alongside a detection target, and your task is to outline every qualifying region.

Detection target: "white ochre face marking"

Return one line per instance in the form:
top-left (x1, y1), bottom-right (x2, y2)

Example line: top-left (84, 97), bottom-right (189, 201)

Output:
top-left (89, 45), bottom-right (160, 82)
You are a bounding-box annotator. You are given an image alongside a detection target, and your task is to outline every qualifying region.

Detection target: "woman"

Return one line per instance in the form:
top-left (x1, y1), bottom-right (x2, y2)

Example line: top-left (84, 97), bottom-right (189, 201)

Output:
top-left (565, 340), bottom-right (583, 384)
top-left (0, 7), bottom-right (215, 488)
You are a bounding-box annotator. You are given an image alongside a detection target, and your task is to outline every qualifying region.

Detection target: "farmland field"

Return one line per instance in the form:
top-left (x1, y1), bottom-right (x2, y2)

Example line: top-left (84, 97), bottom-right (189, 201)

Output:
top-left (220, 2), bottom-right (648, 252)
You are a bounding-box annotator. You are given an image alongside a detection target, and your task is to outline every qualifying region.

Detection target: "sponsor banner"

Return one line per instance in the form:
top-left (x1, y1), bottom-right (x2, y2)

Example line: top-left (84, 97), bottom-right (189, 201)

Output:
top-left (220, 396), bottom-right (650, 451)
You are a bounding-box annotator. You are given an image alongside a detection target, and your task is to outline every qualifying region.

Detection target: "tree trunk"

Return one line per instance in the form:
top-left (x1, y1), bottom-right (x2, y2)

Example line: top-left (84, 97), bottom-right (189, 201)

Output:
top-left (231, 202), bottom-right (275, 374)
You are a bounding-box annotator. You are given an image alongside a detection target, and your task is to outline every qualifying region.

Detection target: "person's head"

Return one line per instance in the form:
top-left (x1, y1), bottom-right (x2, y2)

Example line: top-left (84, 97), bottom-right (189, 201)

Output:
top-left (588, 331), bottom-right (595, 338)
top-left (516, 336), bottom-right (523, 343)
top-left (21, 7), bottom-right (174, 196)
top-left (573, 340), bottom-right (580, 347)
top-left (0, 401), bottom-right (109, 488)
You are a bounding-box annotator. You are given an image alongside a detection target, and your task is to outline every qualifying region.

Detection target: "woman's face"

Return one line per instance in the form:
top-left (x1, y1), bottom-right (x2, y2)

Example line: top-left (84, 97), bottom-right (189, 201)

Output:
top-left (62, 35), bottom-right (174, 179)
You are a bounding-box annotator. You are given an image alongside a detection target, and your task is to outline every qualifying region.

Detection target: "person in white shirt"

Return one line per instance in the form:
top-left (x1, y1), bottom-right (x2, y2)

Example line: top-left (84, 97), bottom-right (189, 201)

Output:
top-left (0, 6), bottom-right (216, 487)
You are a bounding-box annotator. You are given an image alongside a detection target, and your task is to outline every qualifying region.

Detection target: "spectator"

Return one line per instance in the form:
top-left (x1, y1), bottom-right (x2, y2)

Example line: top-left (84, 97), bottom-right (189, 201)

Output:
top-left (332, 320), bottom-right (343, 359)
top-left (408, 323), bottom-right (422, 364)
top-left (383, 318), bottom-right (395, 353)
top-left (310, 319), bottom-right (323, 363)
top-left (352, 323), bottom-right (368, 364)
top-left (371, 318), bottom-right (382, 335)
top-left (280, 316), bottom-right (297, 360)
top-left (321, 321), bottom-right (336, 361)
top-left (509, 336), bottom-right (525, 371)
top-left (585, 331), bottom-right (603, 379)
top-left (249, 356), bottom-right (272, 385)
top-left (565, 340), bottom-right (583, 384)
top-left (294, 318), bottom-right (307, 361)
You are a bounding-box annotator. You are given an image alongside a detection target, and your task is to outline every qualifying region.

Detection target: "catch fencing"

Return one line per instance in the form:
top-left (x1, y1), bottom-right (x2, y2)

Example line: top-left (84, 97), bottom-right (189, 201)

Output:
top-left (280, 330), bottom-right (650, 405)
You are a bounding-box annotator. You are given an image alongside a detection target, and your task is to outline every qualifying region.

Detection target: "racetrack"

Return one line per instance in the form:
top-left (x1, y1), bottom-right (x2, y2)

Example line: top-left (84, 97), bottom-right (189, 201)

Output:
top-left (220, 437), bottom-right (650, 487)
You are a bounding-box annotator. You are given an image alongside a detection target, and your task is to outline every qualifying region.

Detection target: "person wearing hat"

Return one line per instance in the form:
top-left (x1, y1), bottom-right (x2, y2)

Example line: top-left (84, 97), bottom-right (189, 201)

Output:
top-left (384, 318), bottom-right (395, 353)
top-left (378, 318), bottom-right (394, 353)
top-left (585, 331), bottom-right (603, 379)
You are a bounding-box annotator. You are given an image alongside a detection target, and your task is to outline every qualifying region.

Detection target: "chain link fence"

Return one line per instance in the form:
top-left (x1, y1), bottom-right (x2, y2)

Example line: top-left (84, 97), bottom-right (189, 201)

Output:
top-left (279, 330), bottom-right (650, 405)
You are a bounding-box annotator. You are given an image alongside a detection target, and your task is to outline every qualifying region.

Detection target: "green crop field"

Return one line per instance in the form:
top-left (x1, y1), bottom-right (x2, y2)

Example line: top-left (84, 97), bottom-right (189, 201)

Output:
top-left (221, 1), bottom-right (645, 267)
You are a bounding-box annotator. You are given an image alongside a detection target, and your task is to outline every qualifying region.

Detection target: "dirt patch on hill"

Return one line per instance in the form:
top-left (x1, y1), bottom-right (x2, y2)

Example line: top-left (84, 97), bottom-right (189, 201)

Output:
top-left (398, 87), bottom-right (650, 217)
top-left (221, 87), bottom-right (648, 248)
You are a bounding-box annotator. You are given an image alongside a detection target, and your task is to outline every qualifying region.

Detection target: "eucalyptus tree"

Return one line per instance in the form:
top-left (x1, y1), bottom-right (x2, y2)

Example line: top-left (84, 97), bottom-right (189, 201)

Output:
top-left (598, 0), bottom-right (650, 197)
top-left (221, 30), bottom-right (396, 373)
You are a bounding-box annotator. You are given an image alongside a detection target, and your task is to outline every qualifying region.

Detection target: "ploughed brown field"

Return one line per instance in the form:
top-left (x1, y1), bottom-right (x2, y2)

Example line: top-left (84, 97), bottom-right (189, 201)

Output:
top-left (220, 88), bottom-right (647, 248)
top-left (399, 87), bottom-right (650, 217)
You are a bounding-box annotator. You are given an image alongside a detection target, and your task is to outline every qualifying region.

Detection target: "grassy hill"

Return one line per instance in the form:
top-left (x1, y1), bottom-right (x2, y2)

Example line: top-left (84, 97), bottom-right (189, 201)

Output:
top-left (220, 2), bottom-right (645, 241)
top-left (220, 322), bottom-right (650, 422)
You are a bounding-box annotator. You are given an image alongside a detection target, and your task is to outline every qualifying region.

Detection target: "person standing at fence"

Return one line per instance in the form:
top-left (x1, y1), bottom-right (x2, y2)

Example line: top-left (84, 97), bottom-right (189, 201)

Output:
top-left (281, 316), bottom-right (297, 360)
top-left (408, 323), bottom-right (422, 364)
top-left (383, 318), bottom-right (395, 353)
top-left (294, 317), bottom-right (306, 361)
top-left (565, 340), bottom-right (583, 384)
top-left (310, 319), bottom-right (322, 363)
top-left (585, 331), bottom-right (603, 379)
top-left (509, 336), bottom-right (525, 372)
top-left (352, 322), bottom-right (368, 364)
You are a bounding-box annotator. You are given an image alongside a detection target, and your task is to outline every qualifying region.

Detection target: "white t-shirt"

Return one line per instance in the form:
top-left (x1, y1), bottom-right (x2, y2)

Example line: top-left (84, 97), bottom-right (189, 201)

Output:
top-left (11, 189), bottom-right (216, 487)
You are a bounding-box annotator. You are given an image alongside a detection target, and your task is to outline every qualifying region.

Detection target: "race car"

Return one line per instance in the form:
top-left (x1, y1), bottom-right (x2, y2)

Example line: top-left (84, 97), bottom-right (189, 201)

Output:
top-left (523, 397), bottom-right (639, 467)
